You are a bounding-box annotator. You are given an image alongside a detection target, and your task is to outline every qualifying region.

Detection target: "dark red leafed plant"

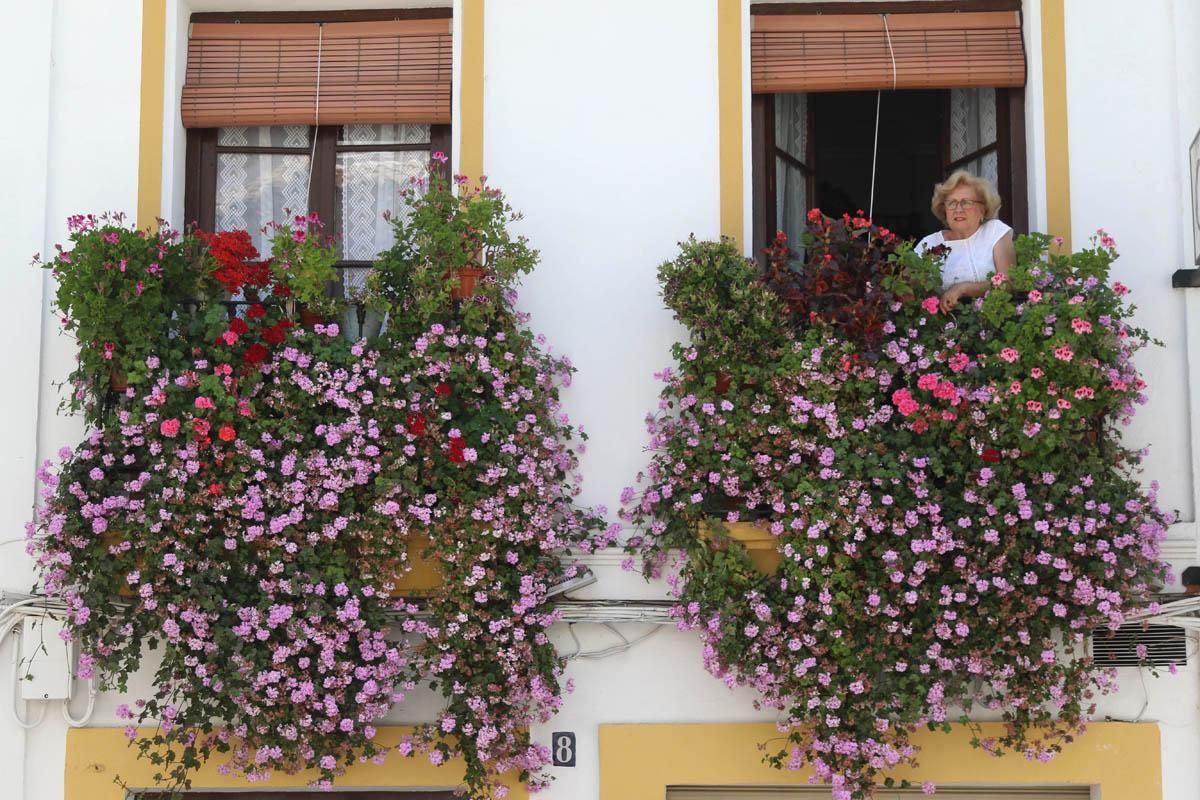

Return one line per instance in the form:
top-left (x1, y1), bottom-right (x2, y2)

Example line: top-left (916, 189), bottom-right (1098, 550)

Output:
top-left (764, 209), bottom-right (903, 348)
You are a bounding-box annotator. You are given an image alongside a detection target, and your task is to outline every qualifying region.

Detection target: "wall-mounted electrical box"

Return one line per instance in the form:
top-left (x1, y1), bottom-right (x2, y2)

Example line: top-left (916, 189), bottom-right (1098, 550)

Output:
top-left (19, 616), bottom-right (73, 701)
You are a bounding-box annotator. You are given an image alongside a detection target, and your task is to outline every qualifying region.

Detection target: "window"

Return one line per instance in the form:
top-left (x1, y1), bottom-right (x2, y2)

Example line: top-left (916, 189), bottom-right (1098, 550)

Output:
top-left (750, 2), bottom-right (1028, 255)
top-left (185, 122), bottom-right (450, 293)
top-left (181, 9), bottom-right (452, 293)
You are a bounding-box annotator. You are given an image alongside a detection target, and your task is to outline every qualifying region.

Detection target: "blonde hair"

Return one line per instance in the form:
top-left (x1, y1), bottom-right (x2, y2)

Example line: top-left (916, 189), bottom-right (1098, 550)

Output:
top-left (931, 170), bottom-right (1002, 225)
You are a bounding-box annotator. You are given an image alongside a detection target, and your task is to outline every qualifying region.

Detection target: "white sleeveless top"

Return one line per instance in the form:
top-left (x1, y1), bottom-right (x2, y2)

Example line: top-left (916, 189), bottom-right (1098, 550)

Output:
top-left (915, 219), bottom-right (1013, 289)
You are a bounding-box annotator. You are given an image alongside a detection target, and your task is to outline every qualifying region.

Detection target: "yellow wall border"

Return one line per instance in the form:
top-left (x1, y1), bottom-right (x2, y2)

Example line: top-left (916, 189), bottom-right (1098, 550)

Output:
top-left (717, 0), bottom-right (744, 247)
top-left (459, 0), bottom-right (486, 182)
top-left (67, 726), bottom-right (528, 799)
top-left (137, 0), bottom-right (166, 229)
top-left (1040, 0), bottom-right (1072, 249)
top-left (600, 721), bottom-right (1160, 800)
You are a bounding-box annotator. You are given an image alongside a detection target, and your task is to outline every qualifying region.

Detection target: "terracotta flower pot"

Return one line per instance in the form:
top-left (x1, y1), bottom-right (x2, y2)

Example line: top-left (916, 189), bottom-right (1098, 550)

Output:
top-left (714, 369), bottom-right (733, 395)
top-left (448, 266), bottom-right (486, 300)
top-left (298, 305), bottom-right (327, 329)
top-left (109, 368), bottom-right (129, 394)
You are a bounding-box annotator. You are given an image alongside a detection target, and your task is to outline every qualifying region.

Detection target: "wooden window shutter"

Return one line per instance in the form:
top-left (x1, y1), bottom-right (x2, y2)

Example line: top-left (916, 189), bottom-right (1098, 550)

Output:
top-left (751, 11), bottom-right (1026, 94)
top-left (182, 18), bottom-right (452, 128)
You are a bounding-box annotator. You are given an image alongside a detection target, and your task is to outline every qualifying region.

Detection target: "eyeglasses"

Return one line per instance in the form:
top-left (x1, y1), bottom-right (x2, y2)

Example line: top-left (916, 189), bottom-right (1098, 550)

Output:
top-left (945, 199), bottom-right (984, 211)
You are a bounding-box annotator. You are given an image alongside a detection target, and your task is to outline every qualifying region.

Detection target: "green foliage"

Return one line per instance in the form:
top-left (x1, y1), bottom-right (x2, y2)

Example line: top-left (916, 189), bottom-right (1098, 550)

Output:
top-left (39, 213), bottom-right (195, 421)
top-left (371, 161), bottom-right (539, 342)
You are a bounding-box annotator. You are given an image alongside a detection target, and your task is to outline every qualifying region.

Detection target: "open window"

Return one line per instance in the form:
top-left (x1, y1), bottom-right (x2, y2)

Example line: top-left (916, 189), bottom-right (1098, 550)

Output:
top-left (751, 2), bottom-right (1028, 255)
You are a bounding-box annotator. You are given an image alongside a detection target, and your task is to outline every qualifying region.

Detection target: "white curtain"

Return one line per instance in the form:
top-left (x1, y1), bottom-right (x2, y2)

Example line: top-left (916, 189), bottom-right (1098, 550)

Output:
top-left (949, 87), bottom-right (999, 188)
top-left (215, 126), bottom-right (311, 257)
top-left (774, 93), bottom-right (808, 252)
top-left (337, 123), bottom-right (430, 294)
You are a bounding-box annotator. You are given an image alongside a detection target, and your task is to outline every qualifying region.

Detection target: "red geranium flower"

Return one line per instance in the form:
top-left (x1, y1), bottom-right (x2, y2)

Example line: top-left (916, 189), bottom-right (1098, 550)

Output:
top-left (272, 283), bottom-right (292, 298)
top-left (262, 324), bottom-right (286, 345)
top-left (435, 382), bottom-right (452, 397)
top-left (243, 343), bottom-right (269, 365)
top-left (207, 482), bottom-right (223, 496)
top-left (229, 318), bottom-right (250, 335)
top-left (192, 418), bottom-right (211, 435)
top-left (218, 424), bottom-right (237, 442)
top-left (246, 304), bottom-right (266, 319)
top-left (406, 413), bottom-right (427, 435)
top-left (981, 448), bottom-right (1001, 463)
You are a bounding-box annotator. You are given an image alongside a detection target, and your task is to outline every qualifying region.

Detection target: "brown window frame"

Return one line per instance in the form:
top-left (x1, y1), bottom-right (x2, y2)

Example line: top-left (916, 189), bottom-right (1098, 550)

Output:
top-left (752, 89), bottom-right (1027, 258)
top-left (181, 7), bottom-right (453, 288)
top-left (749, 0), bottom-right (1029, 258)
top-left (183, 122), bottom-right (451, 269)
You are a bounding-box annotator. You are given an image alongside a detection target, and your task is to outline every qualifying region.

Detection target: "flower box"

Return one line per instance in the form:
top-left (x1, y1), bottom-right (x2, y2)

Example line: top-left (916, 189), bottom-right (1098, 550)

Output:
top-left (385, 534), bottom-right (443, 597)
top-left (699, 520), bottom-right (782, 576)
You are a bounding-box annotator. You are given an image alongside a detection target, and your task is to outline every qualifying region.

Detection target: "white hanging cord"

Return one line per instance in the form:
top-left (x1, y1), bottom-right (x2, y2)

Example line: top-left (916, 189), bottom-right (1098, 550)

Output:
top-left (867, 14), bottom-right (898, 222)
top-left (305, 23), bottom-right (325, 207)
top-left (869, 90), bottom-right (881, 221)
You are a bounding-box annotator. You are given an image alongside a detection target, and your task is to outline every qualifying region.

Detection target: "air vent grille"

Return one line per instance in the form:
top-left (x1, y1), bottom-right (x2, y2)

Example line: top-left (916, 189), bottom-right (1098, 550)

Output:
top-left (1091, 623), bottom-right (1187, 667)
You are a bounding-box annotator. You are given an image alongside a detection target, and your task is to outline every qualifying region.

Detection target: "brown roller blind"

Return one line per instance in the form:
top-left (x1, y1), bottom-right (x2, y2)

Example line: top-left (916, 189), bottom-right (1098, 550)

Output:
top-left (751, 11), bottom-right (1026, 93)
top-left (182, 18), bottom-right (452, 128)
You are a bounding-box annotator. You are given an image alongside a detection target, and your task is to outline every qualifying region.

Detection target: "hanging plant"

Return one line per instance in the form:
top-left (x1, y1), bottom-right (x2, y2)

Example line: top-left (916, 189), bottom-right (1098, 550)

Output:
top-left (622, 222), bottom-right (1169, 800)
top-left (31, 182), bottom-right (611, 797)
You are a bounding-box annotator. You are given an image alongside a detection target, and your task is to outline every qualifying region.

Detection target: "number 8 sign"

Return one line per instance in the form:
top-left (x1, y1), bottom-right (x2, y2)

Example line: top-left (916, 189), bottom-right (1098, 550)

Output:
top-left (551, 731), bottom-right (576, 767)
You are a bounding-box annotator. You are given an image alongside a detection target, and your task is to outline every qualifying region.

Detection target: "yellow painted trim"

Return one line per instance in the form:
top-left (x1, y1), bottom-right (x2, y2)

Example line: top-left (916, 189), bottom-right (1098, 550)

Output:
top-left (717, 0), bottom-right (744, 247)
top-left (600, 721), bottom-right (1160, 800)
top-left (67, 726), bottom-right (528, 800)
top-left (1040, 0), bottom-right (1071, 250)
top-left (459, 0), bottom-right (486, 183)
top-left (137, 0), bottom-right (166, 229)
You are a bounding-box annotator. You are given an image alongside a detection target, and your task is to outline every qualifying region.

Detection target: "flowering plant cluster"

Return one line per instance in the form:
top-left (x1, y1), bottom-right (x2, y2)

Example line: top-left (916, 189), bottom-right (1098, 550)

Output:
top-left (764, 209), bottom-right (909, 348)
top-left (194, 228), bottom-right (271, 297)
top-left (265, 213), bottom-right (341, 317)
top-left (36, 213), bottom-right (196, 415)
top-left (31, 178), bottom-right (610, 796)
top-left (623, 221), bottom-right (1169, 799)
top-left (370, 154), bottom-right (538, 337)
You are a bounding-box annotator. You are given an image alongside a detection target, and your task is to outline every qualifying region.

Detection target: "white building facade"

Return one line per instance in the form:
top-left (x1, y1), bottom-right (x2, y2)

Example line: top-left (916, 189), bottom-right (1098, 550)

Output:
top-left (1, 1), bottom-right (1199, 798)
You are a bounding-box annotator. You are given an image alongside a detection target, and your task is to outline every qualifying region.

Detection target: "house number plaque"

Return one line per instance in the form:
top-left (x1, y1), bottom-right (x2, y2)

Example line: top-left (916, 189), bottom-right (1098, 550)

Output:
top-left (551, 731), bottom-right (576, 767)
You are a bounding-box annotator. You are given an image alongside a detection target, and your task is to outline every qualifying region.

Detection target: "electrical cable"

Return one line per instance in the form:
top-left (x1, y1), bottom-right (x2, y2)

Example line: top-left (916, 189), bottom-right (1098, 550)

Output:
top-left (7, 624), bottom-right (46, 729)
top-left (62, 674), bottom-right (96, 727)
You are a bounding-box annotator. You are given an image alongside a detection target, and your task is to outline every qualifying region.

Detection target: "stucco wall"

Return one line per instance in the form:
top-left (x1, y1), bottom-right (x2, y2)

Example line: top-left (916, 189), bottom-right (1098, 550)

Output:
top-left (2, 1), bottom-right (1199, 799)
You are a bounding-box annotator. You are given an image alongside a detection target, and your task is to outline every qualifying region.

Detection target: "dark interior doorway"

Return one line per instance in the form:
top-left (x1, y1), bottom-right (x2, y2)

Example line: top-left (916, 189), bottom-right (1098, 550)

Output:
top-left (809, 90), bottom-right (944, 241)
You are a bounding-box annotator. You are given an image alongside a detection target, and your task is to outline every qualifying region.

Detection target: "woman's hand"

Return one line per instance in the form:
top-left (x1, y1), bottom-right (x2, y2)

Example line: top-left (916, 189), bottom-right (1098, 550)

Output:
top-left (940, 283), bottom-right (968, 313)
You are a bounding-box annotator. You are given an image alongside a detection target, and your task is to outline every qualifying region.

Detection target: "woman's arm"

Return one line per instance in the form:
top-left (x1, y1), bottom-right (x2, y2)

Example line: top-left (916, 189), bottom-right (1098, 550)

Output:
top-left (940, 231), bottom-right (1015, 312)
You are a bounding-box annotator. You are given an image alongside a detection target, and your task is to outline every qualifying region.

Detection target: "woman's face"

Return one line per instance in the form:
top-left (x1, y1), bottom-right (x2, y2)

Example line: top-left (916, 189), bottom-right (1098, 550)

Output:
top-left (944, 184), bottom-right (986, 238)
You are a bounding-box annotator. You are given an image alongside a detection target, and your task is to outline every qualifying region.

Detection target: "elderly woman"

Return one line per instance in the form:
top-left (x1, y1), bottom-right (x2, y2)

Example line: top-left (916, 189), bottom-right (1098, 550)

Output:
top-left (915, 170), bottom-right (1016, 312)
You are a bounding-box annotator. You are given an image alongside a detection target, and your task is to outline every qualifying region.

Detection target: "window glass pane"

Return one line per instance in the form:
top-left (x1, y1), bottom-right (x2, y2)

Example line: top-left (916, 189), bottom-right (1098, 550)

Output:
top-left (774, 93), bottom-right (807, 163)
top-left (949, 87), bottom-right (997, 161)
top-left (775, 158), bottom-right (807, 252)
top-left (216, 152), bottom-right (310, 255)
top-left (218, 125), bottom-right (310, 148)
top-left (338, 123), bottom-right (430, 146)
top-left (335, 150), bottom-right (429, 291)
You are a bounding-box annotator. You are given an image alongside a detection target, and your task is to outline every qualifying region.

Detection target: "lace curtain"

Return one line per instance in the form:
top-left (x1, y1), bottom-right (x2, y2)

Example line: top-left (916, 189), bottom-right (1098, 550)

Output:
top-left (216, 126), bottom-right (311, 257)
top-left (949, 88), bottom-right (998, 188)
top-left (774, 93), bottom-right (808, 250)
top-left (336, 124), bottom-right (430, 294)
